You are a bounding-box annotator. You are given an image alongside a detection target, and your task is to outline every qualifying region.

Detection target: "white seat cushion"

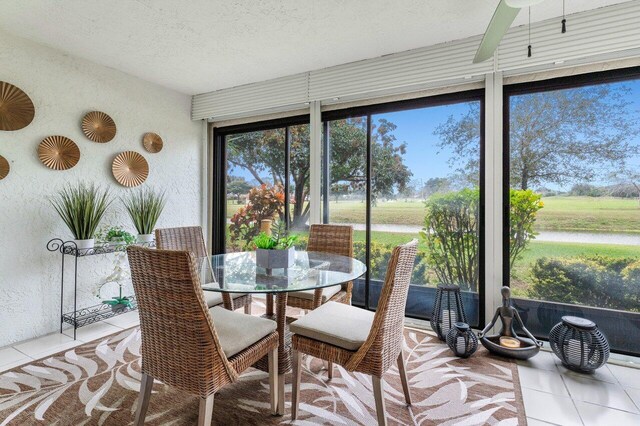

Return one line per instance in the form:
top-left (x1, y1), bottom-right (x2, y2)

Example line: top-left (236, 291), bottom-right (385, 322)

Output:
top-left (289, 301), bottom-right (374, 351)
top-left (209, 306), bottom-right (277, 358)
top-left (202, 289), bottom-right (247, 308)
top-left (203, 291), bottom-right (224, 307)
top-left (288, 285), bottom-right (342, 303)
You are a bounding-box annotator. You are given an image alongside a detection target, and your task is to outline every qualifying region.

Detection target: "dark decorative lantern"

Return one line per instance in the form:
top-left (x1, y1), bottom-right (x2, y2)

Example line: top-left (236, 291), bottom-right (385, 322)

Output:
top-left (446, 322), bottom-right (478, 358)
top-left (549, 316), bottom-right (610, 373)
top-left (430, 284), bottom-right (467, 341)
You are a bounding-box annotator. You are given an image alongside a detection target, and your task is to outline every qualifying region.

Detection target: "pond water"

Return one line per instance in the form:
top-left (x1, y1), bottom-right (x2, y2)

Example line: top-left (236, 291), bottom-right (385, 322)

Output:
top-left (346, 223), bottom-right (640, 246)
top-left (536, 231), bottom-right (640, 246)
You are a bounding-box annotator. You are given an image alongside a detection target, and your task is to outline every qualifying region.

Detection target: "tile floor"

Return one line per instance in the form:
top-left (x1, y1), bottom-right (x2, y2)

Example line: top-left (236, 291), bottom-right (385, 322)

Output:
top-left (517, 350), bottom-right (640, 425)
top-left (1, 312), bottom-right (639, 425)
top-left (0, 311), bottom-right (140, 373)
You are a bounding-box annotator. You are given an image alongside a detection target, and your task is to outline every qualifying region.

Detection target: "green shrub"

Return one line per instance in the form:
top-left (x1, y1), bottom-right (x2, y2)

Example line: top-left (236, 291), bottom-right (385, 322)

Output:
top-left (296, 235), bottom-right (427, 285)
top-left (528, 255), bottom-right (640, 311)
top-left (354, 241), bottom-right (427, 284)
top-left (508, 189), bottom-right (544, 269)
top-left (419, 187), bottom-right (542, 292)
top-left (421, 188), bottom-right (480, 291)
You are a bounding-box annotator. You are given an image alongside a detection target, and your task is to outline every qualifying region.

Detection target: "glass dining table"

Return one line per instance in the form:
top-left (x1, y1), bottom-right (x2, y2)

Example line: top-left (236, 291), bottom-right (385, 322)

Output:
top-left (203, 250), bottom-right (366, 414)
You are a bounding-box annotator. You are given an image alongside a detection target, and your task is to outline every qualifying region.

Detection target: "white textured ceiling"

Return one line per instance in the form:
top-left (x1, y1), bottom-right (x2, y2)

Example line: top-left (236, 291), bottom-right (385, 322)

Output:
top-left (0, 0), bottom-right (632, 95)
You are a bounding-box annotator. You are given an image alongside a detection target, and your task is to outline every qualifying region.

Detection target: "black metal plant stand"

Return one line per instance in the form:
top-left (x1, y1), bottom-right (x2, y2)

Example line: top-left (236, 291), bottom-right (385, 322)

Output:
top-left (47, 238), bottom-right (153, 339)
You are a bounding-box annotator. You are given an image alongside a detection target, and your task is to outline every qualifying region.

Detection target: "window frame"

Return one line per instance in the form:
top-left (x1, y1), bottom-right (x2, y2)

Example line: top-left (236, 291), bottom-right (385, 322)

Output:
top-left (211, 90), bottom-right (486, 325)
top-left (502, 66), bottom-right (640, 356)
top-left (211, 115), bottom-right (310, 254)
top-left (322, 89), bottom-right (486, 324)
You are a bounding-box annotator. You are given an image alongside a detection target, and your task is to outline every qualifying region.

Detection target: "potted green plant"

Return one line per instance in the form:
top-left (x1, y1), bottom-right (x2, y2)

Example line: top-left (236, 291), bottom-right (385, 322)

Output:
top-left (122, 188), bottom-right (166, 243)
top-left (50, 183), bottom-right (113, 250)
top-left (96, 225), bottom-right (136, 247)
top-left (253, 221), bottom-right (298, 269)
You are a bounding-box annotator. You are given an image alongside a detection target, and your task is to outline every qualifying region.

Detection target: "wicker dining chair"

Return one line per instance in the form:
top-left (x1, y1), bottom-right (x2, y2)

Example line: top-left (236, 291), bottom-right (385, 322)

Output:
top-left (127, 246), bottom-right (279, 426)
top-left (290, 240), bottom-right (418, 426)
top-left (286, 224), bottom-right (354, 310)
top-left (155, 226), bottom-right (252, 313)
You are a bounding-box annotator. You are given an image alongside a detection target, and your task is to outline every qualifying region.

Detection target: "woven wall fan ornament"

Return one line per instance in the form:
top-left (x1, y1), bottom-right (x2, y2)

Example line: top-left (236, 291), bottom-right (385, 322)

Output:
top-left (142, 132), bottom-right (163, 153)
top-left (0, 81), bottom-right (35, 131)
top-left (38, 136), bottom-right (80, 170)
top-left (81, 111), bottom-right (116, 143)
top-left (0, 155), bottom-right (10, 179)
top-left (112, 151), bottom-right (148, 187)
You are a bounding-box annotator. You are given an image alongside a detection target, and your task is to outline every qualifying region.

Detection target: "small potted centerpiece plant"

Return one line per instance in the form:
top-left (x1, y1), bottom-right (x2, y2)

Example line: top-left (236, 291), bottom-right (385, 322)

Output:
top-left (122, 188), bottom-right (166, 243)
top-left (50, 183), bottom-right (113, 250)
top-left (253, 221), bottom-right (298, 269)
top-left (96, 225), bottom-right (136, 248)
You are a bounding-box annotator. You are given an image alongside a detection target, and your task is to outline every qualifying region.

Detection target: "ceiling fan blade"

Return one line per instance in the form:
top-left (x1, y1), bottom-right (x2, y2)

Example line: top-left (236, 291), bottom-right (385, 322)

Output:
top-left (473, 0), bottom-right (521, 64)
top-left (505, 0), bottom-right (545, 7)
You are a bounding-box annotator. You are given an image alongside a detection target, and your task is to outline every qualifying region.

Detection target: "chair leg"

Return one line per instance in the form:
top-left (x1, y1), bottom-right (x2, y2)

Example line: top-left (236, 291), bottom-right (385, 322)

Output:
top-left (244, 300), bottom-right (252, 314)
top-left (397, 351), bottom-right (412, 405)
top-left (268, 346), bottom-right (278, 415)
top-left (277, 373), bottom-right (285, 415)
top-left (198, 394), bottom-right (214, 426)
top-left (134, 373), bottom-right (154, 426)
top-left (372, 376), bottom-right (388, 426)
top-left (327, 361), bottom-right (334, 380)
top-left (292, 350), bottom-right (301, 420)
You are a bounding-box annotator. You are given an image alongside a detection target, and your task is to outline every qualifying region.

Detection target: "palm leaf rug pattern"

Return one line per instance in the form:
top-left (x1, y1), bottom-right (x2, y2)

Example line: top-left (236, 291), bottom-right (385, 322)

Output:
top-left (0, 327), bottom-right (526, 425)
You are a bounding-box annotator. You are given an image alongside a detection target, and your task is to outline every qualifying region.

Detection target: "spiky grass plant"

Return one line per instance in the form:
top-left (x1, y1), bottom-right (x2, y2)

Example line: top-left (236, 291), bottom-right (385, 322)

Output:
top-left (122, 188), bottom-right (167, 235)
top-left (50, 183), bottom-right (113, 240)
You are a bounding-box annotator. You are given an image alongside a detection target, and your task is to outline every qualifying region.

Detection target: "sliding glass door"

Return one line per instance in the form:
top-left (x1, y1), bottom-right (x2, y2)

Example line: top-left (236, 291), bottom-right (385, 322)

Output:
top-left (215, 117), bottom-right (310, 253)
top-left (322, 116), bottom-right (369, 305)
top-left (322, 91), bottom-right (484, 325)
top-left (504, 69), bottom-right (640, 355)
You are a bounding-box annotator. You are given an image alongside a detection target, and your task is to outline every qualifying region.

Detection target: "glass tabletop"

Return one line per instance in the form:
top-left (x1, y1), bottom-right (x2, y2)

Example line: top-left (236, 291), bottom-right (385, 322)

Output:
top-left (200, 250), bottom-right (366, 293)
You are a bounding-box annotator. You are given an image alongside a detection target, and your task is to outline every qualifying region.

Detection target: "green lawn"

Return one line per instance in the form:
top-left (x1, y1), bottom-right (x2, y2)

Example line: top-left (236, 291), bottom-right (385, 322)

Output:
top-left (228, 196), bottom-right (640, 233)
top-left (354, 230), bottom-right (428, 250)
top-left (535, 196), bottom-right (640, 233)
top-left (226, 194), bottom-right (640, 296)
top-left (229, 196), bottom-right (640, 233)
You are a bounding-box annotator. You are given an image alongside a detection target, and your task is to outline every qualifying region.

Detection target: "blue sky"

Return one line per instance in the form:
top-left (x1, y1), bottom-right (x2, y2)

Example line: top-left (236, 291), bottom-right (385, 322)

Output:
top-left (374, 79), bottom-right (640, 192)
top-left (372, 102), bottom-right (475, 185)
top-left (228, 79), bottom-right (640, 193)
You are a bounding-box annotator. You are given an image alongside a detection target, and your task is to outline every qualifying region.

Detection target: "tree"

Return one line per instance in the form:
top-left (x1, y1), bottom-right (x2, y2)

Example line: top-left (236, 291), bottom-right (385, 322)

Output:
top-left (435, 85), bottom-right (640, 190)
top-left (226, 176), bottom-right (253, 202)
top-left (226, 129), bottom-right (285, 187)
top-left (609, 167), bottom-right (640, 205)
top-left (330, 183), bottom-right (350, 202)
top-left (422, 177), bottom-right (452, 198)
top-left (227, 118), bottom-right (412, 228)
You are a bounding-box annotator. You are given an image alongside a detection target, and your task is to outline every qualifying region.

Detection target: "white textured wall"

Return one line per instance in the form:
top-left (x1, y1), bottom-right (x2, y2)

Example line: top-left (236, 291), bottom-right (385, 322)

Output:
top-left (0, 31), bottom-right (202, 347)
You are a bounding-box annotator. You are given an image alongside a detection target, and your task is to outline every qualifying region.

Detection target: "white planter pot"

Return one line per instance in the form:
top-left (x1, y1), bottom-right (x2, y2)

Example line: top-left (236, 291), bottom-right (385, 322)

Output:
top-left (137, 234), bottom-right (154, 243)
top-left (74, 238), bottom-right (95, 250)
top-left (256, 247), bottom-right (295, 269)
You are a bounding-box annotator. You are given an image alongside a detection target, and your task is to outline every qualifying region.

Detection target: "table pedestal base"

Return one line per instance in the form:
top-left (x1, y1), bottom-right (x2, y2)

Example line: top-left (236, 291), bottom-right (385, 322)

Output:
top-left (254, 293), bottom-right (290, 415)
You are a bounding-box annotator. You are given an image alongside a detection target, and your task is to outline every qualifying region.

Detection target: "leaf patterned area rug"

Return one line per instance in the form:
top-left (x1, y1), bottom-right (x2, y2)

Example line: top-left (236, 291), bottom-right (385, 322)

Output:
top-left (0, 326), bottom-right (526, 425)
